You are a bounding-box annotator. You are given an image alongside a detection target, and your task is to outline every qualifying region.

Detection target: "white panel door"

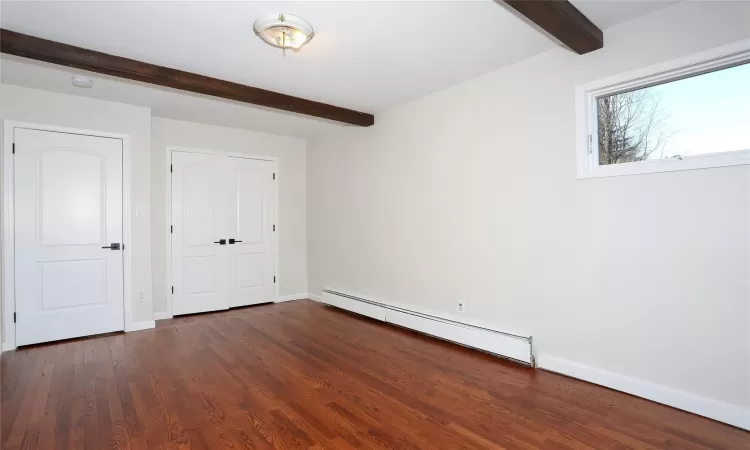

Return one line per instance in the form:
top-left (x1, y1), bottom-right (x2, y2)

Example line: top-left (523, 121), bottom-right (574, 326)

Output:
top-left (226, 157), bottom-right (276, 307)
top-left (171, 151), bottom-right (230, 315)
top-left (14, 128), bottom-right (124, 346)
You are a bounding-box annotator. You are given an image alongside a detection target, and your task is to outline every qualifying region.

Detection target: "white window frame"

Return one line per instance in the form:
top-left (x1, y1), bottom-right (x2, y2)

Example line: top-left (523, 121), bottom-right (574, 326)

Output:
top-left (576, 39), bottom-right (750, 179)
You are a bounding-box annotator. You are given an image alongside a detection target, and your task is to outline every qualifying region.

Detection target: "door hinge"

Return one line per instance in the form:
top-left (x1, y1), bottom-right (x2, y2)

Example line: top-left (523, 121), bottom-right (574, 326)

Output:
top-left (170, 164), bottom-right (173, 172)
top-left (13, 312), bottom-right (16, 323)
top-left (170, 225), bottom-right (173, 233)
top-left (12, 143), bottom-right (15, 154)
top-left (172, 286), bottom-right (174, 294)
top-left (273, 173), bottom-right (276, 180)
top-left (588, 134), bottom-right (593, 154)
top-left (273, 224), bottom-right (275, 232)
top-left (274, 276), bottom-right (276, 284)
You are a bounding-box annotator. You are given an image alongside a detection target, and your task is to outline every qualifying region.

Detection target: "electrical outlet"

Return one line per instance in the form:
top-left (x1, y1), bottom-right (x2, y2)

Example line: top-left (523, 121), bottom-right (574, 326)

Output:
top-left (457, 301), bottom-right (465, 313)
top-left (139, 292), bottom-right (145, 302)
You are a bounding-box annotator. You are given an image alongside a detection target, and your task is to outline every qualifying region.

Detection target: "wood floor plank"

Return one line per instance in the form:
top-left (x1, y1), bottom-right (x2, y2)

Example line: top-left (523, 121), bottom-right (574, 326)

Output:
top-left (2, 300), bottom-right (748, 449)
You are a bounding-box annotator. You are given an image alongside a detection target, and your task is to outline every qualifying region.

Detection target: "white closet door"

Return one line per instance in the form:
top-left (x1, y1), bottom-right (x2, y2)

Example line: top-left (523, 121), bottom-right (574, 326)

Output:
top-left (171, 151), bottom-right (230, 315)
top-left (14, 128), bottom-right (124, 346)
top-left (226, 157), bottom-right (276, 307)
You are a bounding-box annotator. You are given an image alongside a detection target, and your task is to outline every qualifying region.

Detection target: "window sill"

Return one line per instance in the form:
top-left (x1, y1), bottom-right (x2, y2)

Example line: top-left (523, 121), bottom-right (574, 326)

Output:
top-left (577, 150), bottom-right (750, 179)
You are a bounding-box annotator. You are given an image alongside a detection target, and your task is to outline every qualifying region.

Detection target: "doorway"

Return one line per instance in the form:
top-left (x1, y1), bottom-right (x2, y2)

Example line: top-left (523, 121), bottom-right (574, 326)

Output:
top-left (3, 123), bottom-right (132, 347)
top-left (168, 148), bottom-right (278, 316)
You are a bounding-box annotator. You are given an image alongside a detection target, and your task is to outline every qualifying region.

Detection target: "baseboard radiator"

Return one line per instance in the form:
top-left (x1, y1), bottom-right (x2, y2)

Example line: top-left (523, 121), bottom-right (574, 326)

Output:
top-left (321, 289), bottom-right (534, 366)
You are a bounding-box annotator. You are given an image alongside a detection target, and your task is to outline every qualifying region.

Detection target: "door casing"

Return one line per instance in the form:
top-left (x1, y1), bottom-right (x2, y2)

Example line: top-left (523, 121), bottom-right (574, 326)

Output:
top-left (2, 120), bottom-right (134, 351)
top-left (163, 146), bottom-right (279, 319)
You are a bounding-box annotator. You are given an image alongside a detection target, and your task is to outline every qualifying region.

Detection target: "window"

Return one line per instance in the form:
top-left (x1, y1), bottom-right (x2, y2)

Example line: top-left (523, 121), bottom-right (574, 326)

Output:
top-left (576, 40), bottom-right (750, 178)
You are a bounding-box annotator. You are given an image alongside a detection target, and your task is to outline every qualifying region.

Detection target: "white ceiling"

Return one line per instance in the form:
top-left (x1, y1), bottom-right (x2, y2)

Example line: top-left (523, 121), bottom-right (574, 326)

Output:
top-left (1, 0), bottom-right (679, 138)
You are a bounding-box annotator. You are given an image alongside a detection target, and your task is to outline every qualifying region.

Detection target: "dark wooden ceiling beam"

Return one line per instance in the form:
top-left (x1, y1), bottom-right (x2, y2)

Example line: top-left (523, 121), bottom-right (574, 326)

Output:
top-left (501, 0), bottom-right (603, 54)
top-left (0, 28), bottom-right (375, 126)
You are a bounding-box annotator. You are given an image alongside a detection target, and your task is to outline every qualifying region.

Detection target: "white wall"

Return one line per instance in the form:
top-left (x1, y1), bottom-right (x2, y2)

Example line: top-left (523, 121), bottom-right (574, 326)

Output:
top-left (307, 1), bottom-right (750, 427)
top-left (0, 84), bottom-right (154, 336)
top-left (151, 117), bottom-right (308, 315)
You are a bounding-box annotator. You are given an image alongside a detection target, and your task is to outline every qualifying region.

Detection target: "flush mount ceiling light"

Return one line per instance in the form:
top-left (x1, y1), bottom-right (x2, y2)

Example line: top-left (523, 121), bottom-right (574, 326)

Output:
top-left (253, 13), bottom-right (314, 56)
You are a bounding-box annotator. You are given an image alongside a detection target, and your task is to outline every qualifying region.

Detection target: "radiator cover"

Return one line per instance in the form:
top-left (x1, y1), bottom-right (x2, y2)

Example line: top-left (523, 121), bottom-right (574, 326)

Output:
top-left (321, 289), bottom-right (534, 366)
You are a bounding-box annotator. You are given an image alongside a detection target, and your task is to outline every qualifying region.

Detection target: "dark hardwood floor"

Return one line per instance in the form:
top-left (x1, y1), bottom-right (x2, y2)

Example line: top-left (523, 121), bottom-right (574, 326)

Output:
top-left (2, 300), bottom-right (747, 449)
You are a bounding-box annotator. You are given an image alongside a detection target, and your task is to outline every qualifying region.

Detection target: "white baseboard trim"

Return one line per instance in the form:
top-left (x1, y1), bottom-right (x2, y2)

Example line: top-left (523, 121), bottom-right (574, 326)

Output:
top-left (308, 293), bottom-right (321, 302)
top-left (276, 293), bottom-right (310, 303)
top-left (2, 321), bottom-right (156, 349)
top-left (537, 354), bottom-right (750, 431)
top-left (126, 320), bottom-right (156, 332)
top-left (154, 312), bottom-right (173, 321)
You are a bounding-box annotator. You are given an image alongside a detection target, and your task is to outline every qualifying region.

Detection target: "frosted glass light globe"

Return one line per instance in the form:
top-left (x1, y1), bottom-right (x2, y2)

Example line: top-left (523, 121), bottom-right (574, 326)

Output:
top-left (253, 14), bottom-right (314, 51)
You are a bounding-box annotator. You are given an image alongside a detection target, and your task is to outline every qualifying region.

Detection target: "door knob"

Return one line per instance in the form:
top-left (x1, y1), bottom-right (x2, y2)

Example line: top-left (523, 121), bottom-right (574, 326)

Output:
top-left (102, 243), bottom-right (121, 250)
top-left (228, 239), bottom-right (243, 244)
top-left (213, 239), bottom-right (227, 245)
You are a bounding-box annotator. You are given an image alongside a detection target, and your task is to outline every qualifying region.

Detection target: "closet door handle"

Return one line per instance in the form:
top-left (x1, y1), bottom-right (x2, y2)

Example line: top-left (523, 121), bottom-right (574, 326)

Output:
top-left (102, 243), bottom-right (121, 250)
top-left (213, 239), bottom-right (226, 245)
top-left (228, 239), bottom-right (242, 244)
